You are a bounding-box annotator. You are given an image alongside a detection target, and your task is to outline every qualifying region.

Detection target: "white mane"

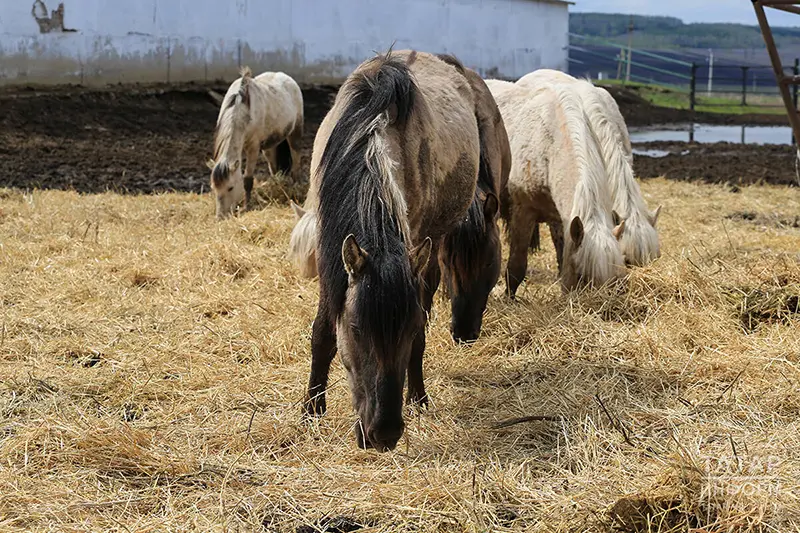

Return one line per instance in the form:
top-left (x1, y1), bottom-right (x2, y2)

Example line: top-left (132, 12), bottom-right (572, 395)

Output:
top-left (552, 84), bottom-right (626, 284)
top-left (572, 80), bottom-right (660, 266)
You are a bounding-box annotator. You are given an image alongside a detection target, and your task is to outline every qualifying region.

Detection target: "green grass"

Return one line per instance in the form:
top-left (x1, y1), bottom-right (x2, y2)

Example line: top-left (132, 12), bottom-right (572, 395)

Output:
top-left (595, 79), bottom-right (787, 115)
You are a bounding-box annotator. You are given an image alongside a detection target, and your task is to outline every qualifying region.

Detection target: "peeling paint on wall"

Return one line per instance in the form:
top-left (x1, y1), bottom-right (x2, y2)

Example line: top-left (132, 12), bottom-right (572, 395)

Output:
top-left (31, 1), bottom-right (76, 33)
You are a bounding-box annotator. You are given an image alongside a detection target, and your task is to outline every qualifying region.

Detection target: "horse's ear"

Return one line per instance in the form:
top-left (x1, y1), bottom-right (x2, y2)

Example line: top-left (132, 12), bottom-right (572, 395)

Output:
top-left (611, 210), bottom-right (622, 226)
top-left (342, 234), bottom-right (368, 278)
top-left (483, 193), bottom-right (499, 221)
top-left (290, 201), bottom-right (306, 221)
top-left (570, 216), bottom-right (584, 249)
top-left (612, 219), bottom-right (626, 240)
top-left (206, 159), bottom-right (216, 170)
top-left (650, 205), bottom-right (662, 227)
top-left (239, 66), bottom-right (252, 106)
top-left (411, 237), bottom-right (433, 278)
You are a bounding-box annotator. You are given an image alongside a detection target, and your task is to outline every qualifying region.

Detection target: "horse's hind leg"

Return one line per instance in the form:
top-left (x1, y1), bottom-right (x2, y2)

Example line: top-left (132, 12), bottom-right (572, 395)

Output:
top-left (407, 255), bottom-right (441, 408)
top-left (304, 303), bottom-right (337, 417)
top-left (529, 224), bottom-right (541, 251)
top-left (243, 141), bottom-right (260, 210)
top-left (506, 205), bottom-right (536, 299)
top-left (287, 124), bottom-right (304, 182)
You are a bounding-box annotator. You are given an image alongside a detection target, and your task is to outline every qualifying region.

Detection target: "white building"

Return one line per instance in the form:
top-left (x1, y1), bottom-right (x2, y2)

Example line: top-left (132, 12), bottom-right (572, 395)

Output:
top-left (0, 0), bottom-right (570, 85)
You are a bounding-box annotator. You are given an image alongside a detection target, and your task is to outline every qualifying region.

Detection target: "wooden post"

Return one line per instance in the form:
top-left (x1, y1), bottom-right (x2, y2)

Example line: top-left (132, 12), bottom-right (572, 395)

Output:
top-left (690, 63), bottom-right (697, 111)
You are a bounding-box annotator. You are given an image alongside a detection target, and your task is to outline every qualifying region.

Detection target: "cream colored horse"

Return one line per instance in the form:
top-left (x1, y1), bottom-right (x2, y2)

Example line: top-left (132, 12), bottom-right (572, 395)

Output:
top-left (208, 67), bottom-right (303, 219)
top-left (517, 70), bottom-right (661, 266)
top-left (486, 79), bottom-right (626, 295)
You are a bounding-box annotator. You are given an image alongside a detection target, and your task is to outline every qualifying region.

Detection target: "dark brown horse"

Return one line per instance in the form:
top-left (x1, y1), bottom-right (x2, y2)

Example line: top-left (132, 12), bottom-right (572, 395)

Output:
top-left (304, 50), bottom-right (481, 451)
top-left (437, 56), bottom-right (511, 343)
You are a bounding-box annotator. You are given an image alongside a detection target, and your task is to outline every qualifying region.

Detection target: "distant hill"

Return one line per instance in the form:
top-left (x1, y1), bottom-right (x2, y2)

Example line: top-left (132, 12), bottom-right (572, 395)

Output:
top-left (570, 13), bottom-right (800, 50)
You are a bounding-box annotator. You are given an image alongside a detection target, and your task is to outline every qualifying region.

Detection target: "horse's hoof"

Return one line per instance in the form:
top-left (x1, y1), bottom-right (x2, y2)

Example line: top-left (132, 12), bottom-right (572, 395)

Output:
top-left (302, 394), bottom-right (326, 418)
top-left (406, 391), bottom-right (429, 410)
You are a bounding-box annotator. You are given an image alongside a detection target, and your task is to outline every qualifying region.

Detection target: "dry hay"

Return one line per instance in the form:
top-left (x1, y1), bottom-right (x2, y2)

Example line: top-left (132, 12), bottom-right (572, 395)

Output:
top-left (0, 178), bottom-right (799, 532)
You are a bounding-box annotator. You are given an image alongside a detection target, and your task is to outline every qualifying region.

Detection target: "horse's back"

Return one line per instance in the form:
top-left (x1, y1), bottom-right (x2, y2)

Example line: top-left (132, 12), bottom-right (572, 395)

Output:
top-left (461, 69), bottom-right (511, 197)
top-left (395, 50), bottom-right (481, 235)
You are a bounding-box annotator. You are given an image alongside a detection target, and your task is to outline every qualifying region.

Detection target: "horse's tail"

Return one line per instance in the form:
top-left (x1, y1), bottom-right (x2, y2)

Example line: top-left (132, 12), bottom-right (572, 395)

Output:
top-left (317, 53), bottom-right (417, 248)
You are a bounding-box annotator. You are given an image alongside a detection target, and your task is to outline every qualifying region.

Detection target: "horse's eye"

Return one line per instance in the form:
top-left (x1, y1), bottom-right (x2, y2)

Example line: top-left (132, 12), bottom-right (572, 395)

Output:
top-left (228, 186), bottom-right (234, 192)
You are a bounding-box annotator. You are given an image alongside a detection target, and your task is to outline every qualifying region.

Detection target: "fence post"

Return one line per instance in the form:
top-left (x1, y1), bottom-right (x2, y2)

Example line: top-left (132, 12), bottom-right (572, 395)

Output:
top-left (690, 63), bottom-right (697, 111)
top-left (793, 59), bottom-right (799, 145)
top-left (741, 66), bottom-right (748, 106)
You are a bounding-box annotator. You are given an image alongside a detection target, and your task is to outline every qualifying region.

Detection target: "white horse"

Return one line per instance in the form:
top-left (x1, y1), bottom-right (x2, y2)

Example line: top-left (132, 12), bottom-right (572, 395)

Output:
top-left (485, 79), bottom-right (626, 295)
top-left (208, 67), bottom-right (304, 219)
top-left (517, 70), bottom-right (661, 266)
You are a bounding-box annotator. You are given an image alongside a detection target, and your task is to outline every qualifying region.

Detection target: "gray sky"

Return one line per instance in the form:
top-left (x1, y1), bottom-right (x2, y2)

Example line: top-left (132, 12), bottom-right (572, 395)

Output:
top-left (572, 1), bottom-right (799, 26)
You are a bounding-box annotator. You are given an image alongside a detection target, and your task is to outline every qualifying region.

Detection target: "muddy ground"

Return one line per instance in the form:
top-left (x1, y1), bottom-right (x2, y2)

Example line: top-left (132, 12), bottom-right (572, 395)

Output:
top-left (0, 81), bottom-right (795, 196)
top-left (633, 141), bottom-right (798, 187)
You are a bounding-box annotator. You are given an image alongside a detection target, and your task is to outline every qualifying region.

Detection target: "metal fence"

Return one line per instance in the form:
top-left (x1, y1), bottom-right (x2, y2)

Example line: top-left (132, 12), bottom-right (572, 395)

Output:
top-left (568, 33), bottom-right (794, 111)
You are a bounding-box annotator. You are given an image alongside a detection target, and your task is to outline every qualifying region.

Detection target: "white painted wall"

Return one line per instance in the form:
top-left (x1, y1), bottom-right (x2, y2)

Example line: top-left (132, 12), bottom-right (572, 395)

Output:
top-left (0, 0), bottom-right (569, 85)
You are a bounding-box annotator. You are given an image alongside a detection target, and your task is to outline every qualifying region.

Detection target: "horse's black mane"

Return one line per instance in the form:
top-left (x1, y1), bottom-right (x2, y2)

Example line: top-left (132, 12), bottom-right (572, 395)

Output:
top-left (316, 53), bottom-right (420, 356)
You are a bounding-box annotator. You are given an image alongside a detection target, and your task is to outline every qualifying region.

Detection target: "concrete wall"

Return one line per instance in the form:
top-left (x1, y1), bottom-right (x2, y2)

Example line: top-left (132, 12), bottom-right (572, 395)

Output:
top-left (0, 0), bottom-right (569, 85)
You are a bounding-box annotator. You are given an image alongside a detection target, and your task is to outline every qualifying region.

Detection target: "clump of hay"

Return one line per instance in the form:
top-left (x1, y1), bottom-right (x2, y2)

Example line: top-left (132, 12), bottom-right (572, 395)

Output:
top-left (0, 179), bottom-right (799, 531)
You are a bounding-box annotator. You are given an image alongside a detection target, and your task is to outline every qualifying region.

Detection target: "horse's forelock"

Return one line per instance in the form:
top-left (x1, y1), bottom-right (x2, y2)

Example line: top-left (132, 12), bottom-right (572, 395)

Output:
top-left (572, 218), bottom-right (625, 284)
top-left (211, 160), bottom-right (229, 187)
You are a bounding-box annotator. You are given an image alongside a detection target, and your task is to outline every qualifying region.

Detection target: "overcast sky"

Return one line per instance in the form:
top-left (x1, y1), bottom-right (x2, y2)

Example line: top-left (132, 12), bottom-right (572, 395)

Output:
top-left (571, 1), bottom-right (799, 27)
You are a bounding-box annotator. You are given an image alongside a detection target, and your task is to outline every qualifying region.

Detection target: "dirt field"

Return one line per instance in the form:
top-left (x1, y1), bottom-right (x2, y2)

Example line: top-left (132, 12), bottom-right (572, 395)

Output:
top-left (0, 82), bottom-right (337, 196)
top-left (1, 82), bottom-right (800, 531)
top-left (0, 82), bottom-right (797, 199)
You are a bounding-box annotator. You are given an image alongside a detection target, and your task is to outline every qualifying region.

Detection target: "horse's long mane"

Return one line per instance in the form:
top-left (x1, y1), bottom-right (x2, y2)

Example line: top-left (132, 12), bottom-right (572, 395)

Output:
top-left (316, 53), bottom-right (419, 356)
top-left (552, 84), bottom-right (624, 281)
top-left (211, 67), bottom-right (253, 186)
top-left (576, 81), bottom-right (659, 264)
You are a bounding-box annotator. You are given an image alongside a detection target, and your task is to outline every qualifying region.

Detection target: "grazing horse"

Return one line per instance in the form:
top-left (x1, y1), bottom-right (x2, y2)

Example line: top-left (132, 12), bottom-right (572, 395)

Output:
top-left (288, 57), bottom-right (510, 344)
top-left (436, 56), bottom-right (511, 343)
top-left (208, 67), bottom-right (303, 219)
top-left (304, 50), bottom-right (480, 451)
top-left (517, 70), bottom-right (661, 266)
top-left (485, 79), bottom-right (627, 295)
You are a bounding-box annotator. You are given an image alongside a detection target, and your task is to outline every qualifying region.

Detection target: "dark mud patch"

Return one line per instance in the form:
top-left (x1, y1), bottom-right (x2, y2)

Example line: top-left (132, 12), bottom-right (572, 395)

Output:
top-left (726, 210), bottom-right (800, 229)
top-left (609, 495), bottom-right (698, 532)
top-left (295, 515), bottom-right (375, 533)
top-left (0, 80), bottom-right (795, 195)
top-left (0, 81), bottom-right (337, 200)
top-left (633, 142), bottom-right (798, 186)
top-left (732, 288), bottom-right (800, 332)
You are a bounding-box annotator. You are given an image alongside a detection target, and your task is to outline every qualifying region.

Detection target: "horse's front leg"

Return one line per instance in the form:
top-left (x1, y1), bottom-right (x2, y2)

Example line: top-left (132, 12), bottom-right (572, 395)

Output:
top-left (304, 303), bottom-right (337, 417)
top-left (506, 205), bottom-right (536, 299)
top-left (243, 142), bottom-right (260, 210)
top-left (407, 253), bottom-right (441, 408)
